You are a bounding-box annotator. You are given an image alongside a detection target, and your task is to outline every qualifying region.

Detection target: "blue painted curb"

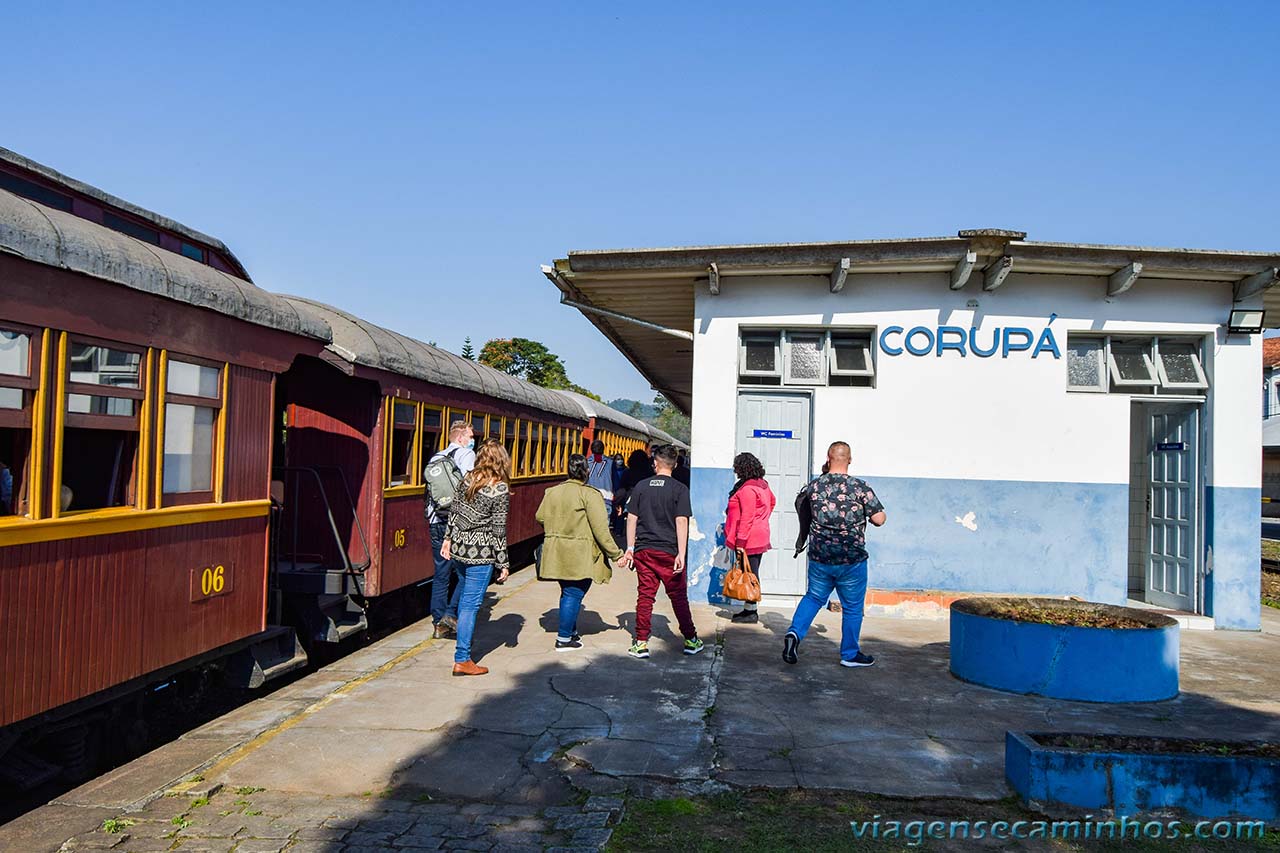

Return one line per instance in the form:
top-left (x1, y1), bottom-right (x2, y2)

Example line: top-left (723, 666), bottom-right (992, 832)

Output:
top-left (950, 598), bottom-right (1179, 702)
top-left (1007, 731), bottom-right (1280, 821)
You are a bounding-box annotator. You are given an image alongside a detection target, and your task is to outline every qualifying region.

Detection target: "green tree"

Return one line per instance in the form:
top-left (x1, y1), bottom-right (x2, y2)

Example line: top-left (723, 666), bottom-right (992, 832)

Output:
top-left (461, 337), bottom-right (475, 360)
top-left (652, 394), bottom-right (691, 444)
top-left (479, 338), bottom-right (599, 400)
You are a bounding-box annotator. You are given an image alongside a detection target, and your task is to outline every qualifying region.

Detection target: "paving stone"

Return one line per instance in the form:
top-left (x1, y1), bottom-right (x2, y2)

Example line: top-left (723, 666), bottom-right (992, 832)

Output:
top-left (438, 822), bottom-right (488, 839)
top-left (459, 803), bottom-right (495, 815)
top-left (102, 839), bottom-right (174, 852)
top-left (394, 839), bottom-right (443, 851)
top-left (292, 825), bottom-right (350, 841)
top-left (541, 806), bottom-right (581, 818)
top-left (231, 814), bottom-right (293, 839)
top-left (342, 829), bottom-right (398, 845)
top-left (182, 812), bottom-right (247, 837)
top-left (545, 847), bottom-right (598, 853)
top-left (322, 815), bottom-right (363, 830)
top-left (476, 814), bottom-right (514, 826)
top-left (572, 827), bottom-right (614, 848)
top-left (397, 826), bottom-right (447, 846)
top-left (58, 833), bottom-right (126, 850)
top-left (162, 840), bottom-right (236, 853)
top-left (412, 804), bottom-right (462, 818)
top-left (356, 813), bottom-right (418, 836)
top-left (491, 846), bottom-right (544, 853)
top-left (441, 840), bottom-right (492, 851)
top-left (271, 843), bottom-right (334, 853)
top-left (553, 812), bottom-right (608, 831)
top-left (228, 839), bottom-right (289, 853)
top-left (487, 830), bottom-right (546, 846)
top-left (492, 805), bottom-right (538, 818)
top-left (583, 796), bottom-right (623, 813)
top-left (502, 818), bottom-right (548, 833)
top-left (132, 795), bottom-right (193, 821)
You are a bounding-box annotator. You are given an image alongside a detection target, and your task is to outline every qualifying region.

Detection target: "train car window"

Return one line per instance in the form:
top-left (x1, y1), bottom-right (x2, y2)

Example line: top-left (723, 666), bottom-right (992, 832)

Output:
top-left (102, 211), bottom-right (161, 246)
top-left (519, 420), bottom-right (533, 478)
top-left (0, 170), bottom-right (75, 212)
top-left (386, 399), bottom-right (419, 488)
top-left (504, 419), bottom-right (519, 475)
top-left (0, 326), bottom-right (39, 519)
top-left (180, 242), bottom-right (206, 263)
top-left (485, 415), bottom-right (502, 445)
top-left (62, 338), bottom-right (146, 513)
top-left (540, 425), bottom-right (552, 475)
top-left (421, 406), bottom-right (444, 460)
top-left (162, 357), bottom-right (222, 499)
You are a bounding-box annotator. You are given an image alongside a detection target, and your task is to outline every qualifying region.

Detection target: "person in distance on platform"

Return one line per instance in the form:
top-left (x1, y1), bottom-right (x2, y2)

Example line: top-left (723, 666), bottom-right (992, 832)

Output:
top-left (442, 440), bottom-right (511, 677)
top-left (614, 449), bottom-right (653, 537)
top-left (536, 453), bottom-right (631, 651)
top-left (625, 444), bottom-right (704, 659)
top-left (783, 441), bottom-right (886, 669)
top-left (586, 440), bottom-right (619, 522)
top-left (426, 420), bottom-right (477, 639)
top-left (723, 452), bottom-right (776, 624)
top-left (673, 450), bottom-right (691, 487)
top-left (0, 459), bottom-right (12, 515)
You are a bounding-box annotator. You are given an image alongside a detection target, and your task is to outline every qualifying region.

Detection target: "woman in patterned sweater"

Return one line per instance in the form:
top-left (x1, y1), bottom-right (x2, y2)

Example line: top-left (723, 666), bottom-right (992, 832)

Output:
top-left (442, 440), bottom-right (511, 676)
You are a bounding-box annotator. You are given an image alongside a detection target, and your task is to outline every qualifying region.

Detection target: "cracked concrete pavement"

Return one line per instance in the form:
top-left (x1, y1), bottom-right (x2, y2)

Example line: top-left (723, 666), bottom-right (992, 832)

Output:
top-left (7, 565), bottom-right (1280, 851)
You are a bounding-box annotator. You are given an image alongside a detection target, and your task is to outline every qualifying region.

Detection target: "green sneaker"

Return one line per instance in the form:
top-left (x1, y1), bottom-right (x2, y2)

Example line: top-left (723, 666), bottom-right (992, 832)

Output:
top-left (683, 637), bottom-right (705, 656)
top-left (628, 641), bottom-right (651, 659)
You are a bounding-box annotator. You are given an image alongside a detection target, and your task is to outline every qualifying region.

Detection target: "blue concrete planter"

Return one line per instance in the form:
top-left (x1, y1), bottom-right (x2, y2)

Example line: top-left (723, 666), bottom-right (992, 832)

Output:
top-left (950, 598), bottom-right (1179, 702)
top-left (1007, 731), bottom-right (1280, 821)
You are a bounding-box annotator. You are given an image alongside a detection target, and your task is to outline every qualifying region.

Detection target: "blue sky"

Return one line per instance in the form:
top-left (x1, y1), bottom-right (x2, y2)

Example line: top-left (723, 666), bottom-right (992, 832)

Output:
top-left (6, 2), bottom-right (1278, 401)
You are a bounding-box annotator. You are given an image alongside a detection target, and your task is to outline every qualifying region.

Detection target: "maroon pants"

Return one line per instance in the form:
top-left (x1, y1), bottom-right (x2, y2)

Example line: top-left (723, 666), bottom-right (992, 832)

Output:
top-left (633, 548), bottom-right (698, 642)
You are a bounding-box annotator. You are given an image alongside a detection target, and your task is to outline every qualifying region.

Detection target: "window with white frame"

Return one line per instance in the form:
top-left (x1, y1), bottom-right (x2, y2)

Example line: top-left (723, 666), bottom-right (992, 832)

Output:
top-left (1066, 335), bottom-right (1208, 394)
top-left (738, 329), bottom-right (875, 387)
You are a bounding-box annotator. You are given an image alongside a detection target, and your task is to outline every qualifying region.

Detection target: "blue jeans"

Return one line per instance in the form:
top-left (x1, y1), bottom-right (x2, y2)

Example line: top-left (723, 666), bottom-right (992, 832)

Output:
top-left (557, 578), bottom-right (593, 640)
top-left (429, 521), bottom-right (462, 622)
top-left (787, 559), bottom-right (868, 661)
top-left (454, 563), bottom-right (494, 663)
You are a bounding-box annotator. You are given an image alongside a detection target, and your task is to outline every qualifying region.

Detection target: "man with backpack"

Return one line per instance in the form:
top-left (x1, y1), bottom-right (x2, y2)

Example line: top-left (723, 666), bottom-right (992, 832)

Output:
top-left (426, 419), bottom-right (476, 639)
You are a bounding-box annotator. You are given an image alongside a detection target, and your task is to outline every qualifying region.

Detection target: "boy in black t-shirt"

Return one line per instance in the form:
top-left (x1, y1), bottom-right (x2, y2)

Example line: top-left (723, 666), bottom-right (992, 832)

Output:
top-left (624, 445), bottom-right (703, 658)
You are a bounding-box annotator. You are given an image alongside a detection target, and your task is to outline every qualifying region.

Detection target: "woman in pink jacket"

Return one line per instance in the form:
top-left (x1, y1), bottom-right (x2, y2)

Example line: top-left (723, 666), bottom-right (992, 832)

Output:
top-left (724, 452), bottom-right (776, 624)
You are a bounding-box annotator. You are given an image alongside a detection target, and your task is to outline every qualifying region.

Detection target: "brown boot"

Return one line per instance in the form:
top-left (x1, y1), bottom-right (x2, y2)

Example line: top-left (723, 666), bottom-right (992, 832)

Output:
top-left (828, 600), bottom-right (843, 613)
top-left (452, 660), bottom-right (488, 677)
top-left (433, 622), bottom-right (455, 639)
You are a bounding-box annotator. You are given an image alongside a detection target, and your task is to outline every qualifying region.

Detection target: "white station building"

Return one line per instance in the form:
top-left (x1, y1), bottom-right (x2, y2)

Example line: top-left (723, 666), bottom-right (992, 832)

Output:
top-left (546, 230), bottom-right (1280, 630)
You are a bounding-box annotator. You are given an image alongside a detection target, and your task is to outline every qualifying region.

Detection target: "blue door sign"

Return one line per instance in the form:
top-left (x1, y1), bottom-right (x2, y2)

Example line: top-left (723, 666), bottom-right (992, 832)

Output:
top-left (752, 429), bottom-right (793, 439)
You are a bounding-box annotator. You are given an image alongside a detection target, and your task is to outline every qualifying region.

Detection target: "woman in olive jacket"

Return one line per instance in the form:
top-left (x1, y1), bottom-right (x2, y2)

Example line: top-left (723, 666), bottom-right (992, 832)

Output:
top-left (536, 453), bottom-right (629, 651)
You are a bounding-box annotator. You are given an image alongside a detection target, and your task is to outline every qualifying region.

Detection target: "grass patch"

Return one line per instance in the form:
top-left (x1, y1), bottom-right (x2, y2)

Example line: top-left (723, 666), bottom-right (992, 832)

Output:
top-left (606, 789), bottom-right (1280, 852)
top-left (234, 785), bottom-right (264, 795)
top-left (189, 796), bottom-right (209, 809)
top-left (170, 816), bottom-right (190, 829)
top-left (100, 818), bottom-right (135, 834)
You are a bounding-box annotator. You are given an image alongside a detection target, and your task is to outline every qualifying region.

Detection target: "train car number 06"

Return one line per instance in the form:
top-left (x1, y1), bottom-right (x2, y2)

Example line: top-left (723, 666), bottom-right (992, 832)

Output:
top-left (190, 563), bottom-right (234, 602)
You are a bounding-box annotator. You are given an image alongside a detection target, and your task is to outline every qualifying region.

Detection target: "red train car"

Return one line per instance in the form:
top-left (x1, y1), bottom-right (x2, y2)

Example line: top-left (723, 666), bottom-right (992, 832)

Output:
top-left (0, 146), bottom-right (681, 791)
top-left (0, 149), bottom-right (330, 777)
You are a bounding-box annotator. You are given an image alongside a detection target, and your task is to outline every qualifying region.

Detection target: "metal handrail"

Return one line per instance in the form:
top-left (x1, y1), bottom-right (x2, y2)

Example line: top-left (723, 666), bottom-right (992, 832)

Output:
top-left (272, 467), bottom-right (370, 595)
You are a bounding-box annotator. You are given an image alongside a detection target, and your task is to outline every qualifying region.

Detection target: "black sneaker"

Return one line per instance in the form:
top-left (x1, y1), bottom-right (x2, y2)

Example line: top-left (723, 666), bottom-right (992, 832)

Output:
top-left (555, 637), bottom-right (583, 652)
top-left (840, 652), bottom-right (875, 668)
top-left (731, 610), bottom-right (759, 624)
top-left (782, 631), bottom-right (799, 665)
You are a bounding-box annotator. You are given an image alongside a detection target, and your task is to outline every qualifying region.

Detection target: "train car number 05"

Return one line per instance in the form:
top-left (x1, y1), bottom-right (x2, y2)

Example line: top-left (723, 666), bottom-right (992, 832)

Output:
top-left (392, 528), bottom-right (407, 550)
top-left (190, 563), bottom-right (234, 602)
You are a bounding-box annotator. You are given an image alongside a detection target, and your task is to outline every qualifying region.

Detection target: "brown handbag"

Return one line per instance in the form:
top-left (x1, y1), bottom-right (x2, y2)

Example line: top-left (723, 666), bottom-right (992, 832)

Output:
top-left (721, 547), bottom-right (762, 603)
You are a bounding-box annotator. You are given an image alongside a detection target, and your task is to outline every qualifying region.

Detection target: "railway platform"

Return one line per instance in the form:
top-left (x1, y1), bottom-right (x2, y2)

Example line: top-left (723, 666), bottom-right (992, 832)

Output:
top-left (8, 568), bottom-right (1280, 853)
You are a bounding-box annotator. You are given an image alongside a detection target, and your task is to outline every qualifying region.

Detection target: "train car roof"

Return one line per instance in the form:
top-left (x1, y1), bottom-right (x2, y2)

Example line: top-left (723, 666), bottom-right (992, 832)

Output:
top-left (282, 296), bottom-right (585, 421)
top-left (0, 188), bottom-right (330, 342)
top-left (0, 146), bottom-right (253, 281)
top-left (554, 390), bottom-right (653, 439)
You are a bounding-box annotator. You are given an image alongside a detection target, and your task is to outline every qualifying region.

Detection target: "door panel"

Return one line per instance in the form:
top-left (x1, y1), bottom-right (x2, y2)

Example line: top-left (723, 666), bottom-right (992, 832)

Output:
top-left (1145, 405), bottom-right (1198, 611)
top-left (735, 393), bottom-right (811, 596)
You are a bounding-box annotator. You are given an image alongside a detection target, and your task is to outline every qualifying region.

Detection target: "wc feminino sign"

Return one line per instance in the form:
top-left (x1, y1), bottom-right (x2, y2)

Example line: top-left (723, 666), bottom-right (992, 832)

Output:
top-left (879, 315), bottom-right (1061, 359)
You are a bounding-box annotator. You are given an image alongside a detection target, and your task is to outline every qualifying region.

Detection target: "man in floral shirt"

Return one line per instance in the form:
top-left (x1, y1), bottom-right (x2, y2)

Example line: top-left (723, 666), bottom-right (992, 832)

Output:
top-left (783, 441), bottom-right (886, 668)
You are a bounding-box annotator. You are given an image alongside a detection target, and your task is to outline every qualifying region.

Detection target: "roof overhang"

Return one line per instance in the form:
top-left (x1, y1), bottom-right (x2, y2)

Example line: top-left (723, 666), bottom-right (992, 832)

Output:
top-left (547, 229), bottom-right (1280, 418)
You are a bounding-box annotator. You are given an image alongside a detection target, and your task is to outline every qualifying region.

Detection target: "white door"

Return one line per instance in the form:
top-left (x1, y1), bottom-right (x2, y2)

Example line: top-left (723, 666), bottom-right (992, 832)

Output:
top-left (1145, 405), bottom-right (1199, 612)
top-left (735, 392), bottom-right (812, 596)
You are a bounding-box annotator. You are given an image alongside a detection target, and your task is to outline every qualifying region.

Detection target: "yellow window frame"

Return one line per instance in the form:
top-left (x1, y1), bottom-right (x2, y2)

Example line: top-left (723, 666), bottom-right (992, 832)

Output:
top-left (0, 326), bottom-right (51, 526)
top-left (54, 335), bottom-right (155, 519)
top-left (383, 396), bottom-right (424, 497)
top-left (155, 351), bottom-right (229, 508)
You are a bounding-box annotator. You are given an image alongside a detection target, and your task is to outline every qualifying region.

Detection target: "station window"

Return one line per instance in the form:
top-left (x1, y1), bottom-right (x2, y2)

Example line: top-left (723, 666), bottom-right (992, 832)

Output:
top-left (385, 399), bottom-right (419, 488)
top-left (1066, 335), bottom-right (1208, 395)
top-left (163, 357), bottom-right (223, 500)
top-left (0, 324), bottom-right (39, 518)
top-left (62, 339), bottom-right (145, 512)
top-left (739, 329), bottom-right (876, 388)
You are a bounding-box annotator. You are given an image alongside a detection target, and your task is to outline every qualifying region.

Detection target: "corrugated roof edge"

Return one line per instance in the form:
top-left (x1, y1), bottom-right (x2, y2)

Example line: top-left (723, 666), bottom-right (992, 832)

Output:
top-left (0, 147), bottom-right (253, 281)
top-left (554, 390), bottom-right (651, 438)
top-left (280, 296), bottom-right (585, 422)
top-left (0, 189), bottom-right (329, 342)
